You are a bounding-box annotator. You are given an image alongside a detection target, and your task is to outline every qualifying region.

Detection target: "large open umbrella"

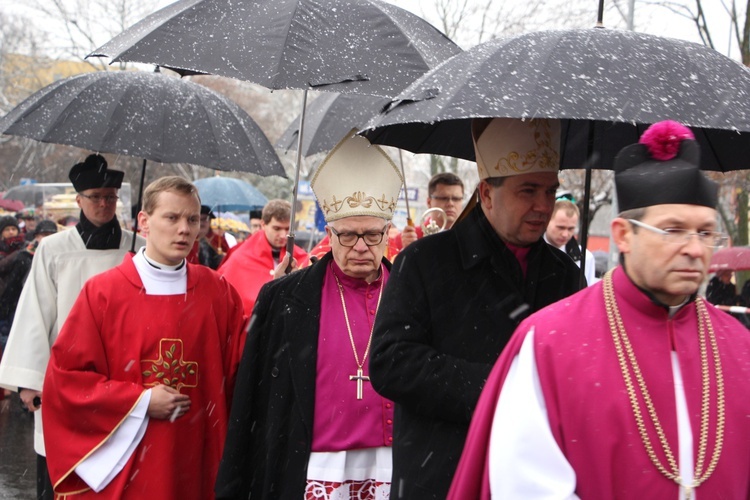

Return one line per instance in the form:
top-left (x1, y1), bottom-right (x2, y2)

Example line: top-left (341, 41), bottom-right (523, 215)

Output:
top-left (362, 27), bottom-right (750, 168)
top-left (0, 70), bottom-right (286, 251)
top-left (194, 176), bottom-right (267, 212)
top-left (90, 0), bottom-right (462, 258)
top-left (91, 0), bottom-right (460, 98)
top-left (362, 17), bottom-right (750, 279)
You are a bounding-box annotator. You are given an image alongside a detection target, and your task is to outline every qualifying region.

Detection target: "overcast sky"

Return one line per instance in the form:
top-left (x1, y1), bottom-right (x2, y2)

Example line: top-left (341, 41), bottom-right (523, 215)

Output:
top-left (3, 0), bottom-right (739, 59)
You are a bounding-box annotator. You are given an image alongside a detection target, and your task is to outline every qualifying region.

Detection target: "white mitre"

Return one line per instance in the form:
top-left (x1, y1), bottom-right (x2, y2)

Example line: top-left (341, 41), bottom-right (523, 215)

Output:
top-left (311, 130), bottom-right (404, 222)
top-left (472, 117), bottom-right (561, 179)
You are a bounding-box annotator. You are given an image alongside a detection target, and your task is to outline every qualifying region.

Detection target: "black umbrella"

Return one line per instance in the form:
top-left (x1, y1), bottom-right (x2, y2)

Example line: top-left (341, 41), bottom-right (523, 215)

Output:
top-left (91, 0), bottom-right (460, 98)
top-left (276, 93), bottom-right (390, 156)
top-left (362, 27), bottom-right (750, 167)
top-left (362, 25), bottom-right (750, 280)
top-left (0, 70), bottom-right (286, 251)
top-left (90, 0), bottom-right (462, 260)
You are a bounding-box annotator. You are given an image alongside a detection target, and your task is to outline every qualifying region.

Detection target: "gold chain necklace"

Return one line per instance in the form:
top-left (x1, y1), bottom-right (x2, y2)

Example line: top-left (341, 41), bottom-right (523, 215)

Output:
top-left (333, 266), bottom-right (384, 400)
top-left (602, 270), bottom-right (725, 499)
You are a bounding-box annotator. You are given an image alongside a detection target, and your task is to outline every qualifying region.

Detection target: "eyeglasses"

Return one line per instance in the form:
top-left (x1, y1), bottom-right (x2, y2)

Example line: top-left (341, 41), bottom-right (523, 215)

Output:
top-left (329, 226), bottom-right (387, 247)
top-left (79, 193), bottom-right (119, 204)
top-left (430, 195), bottom-right (463, 203)
top-left (627, 219), bottom-right (728, 249)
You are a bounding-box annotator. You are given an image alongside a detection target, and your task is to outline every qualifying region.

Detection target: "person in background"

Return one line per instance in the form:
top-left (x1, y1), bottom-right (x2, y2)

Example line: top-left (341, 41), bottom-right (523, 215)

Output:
top-left (544, 198), bottom-right (597, 285)
top-left (392, 172), bottom-right (465, 254)
top-left (248, 209), bottom-right (262, 235)
top-left (187, 205), bottom-right (222, 270)
top-left (206, 213), bottom-right (231, 257)
top-left (42, 176), bottom-right (247, 498)
top-left (218, 199), bottom-right (309, 314)
top-left (706, 269), bottom-right (738, 306)
top-left (0, 216), bottom-right (25, 299)
top-left (17, 212), bottom-right (39, 242)
top-left (0, 215), bottom-right (26, 390)
top-left (0, 220), bottom-right (58, 351)
top-left (216, 131), bottom-right (403, 500)
top-left (449, 120), bottom-right (750, 499)
top-left (369, 117), bottom-right (582, 499)
top-left (0, 153), bottom-right (145, 500)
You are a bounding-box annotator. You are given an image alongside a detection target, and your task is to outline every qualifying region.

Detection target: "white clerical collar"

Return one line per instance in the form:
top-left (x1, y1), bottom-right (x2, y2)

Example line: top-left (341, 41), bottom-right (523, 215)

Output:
top-left (668, 296), bottom-right (690, 318)
top-left (133, 247), bottom-right (188, 295)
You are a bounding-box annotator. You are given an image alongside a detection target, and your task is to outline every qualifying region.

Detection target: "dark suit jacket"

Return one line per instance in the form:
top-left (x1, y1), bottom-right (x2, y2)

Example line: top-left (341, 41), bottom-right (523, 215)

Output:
top-left (369, 206), bottom-right (582, 499)
top-left (215, 252), bottom-right (392, 500)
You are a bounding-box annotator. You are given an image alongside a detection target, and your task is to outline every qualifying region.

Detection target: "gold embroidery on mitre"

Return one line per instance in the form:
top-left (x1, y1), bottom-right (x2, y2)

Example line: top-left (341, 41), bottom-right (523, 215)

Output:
top-left (492, 120), bottom-right (560, 176)
top-left (323, 191), bottom-right (397, 216)
top-left (141, 338), bottom-right (198, 393)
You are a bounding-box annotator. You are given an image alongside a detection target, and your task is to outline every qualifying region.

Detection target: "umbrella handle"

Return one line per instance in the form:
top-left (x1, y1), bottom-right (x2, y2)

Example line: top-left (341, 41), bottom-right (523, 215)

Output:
top-left (284, 235), bottom-right (296, 274)
top-left (131, 158), bottom-right (148, 253)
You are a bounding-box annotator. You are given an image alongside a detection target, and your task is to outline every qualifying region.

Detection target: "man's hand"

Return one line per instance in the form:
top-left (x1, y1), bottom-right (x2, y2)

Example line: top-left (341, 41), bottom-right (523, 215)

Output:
top-left (273, 254), bottom-right (299, 279)
top-left (147, 384), bottom-right (191, 421)
top-left (20, 388), bottom-right (42, 412)
top-left (401, 225), bottom-right (419, 248)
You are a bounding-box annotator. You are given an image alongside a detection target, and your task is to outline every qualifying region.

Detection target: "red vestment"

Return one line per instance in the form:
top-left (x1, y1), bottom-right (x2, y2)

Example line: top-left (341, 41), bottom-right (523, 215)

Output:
top-left (388, 226), bottom-right (424, 259)
top-left (218, 230), bottom-right (309, 314)
top-left (43, 254), bottom-right (247, 499)
top-left (449, 266), bottom-right (750, 499)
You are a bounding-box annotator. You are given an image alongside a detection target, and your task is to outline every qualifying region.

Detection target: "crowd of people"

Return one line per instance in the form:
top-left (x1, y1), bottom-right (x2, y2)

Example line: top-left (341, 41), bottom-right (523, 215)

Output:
top-left (0, 118), bottom-right (749, 499)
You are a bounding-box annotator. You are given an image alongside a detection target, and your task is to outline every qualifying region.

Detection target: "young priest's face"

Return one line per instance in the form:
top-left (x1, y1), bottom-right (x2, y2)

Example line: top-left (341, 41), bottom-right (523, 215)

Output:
top-left (139, 190), bottom-right (201, 266)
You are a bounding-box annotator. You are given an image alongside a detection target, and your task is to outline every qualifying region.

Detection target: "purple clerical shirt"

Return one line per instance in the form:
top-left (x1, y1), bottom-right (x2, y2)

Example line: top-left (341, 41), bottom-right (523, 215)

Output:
top-left (312, 260), bottom-right (395, 452)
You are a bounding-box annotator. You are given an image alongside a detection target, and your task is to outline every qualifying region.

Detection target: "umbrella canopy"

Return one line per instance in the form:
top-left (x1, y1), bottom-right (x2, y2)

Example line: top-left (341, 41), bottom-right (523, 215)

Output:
top-left (91, 0), bottom-right (462, 98)
top-left (709, 246), bottom-right (750, 272)
top-left (91, 0), bottom-right (461, 260)
top-left (361, 25), bottom-right (750, 285)
top-left (194, 177), bottom-right (268, 211)
top-left (0, 71), bottom-right (286, 177)
top-left (276, 93), bottom-right (390, 156)
top-left (362, 27), bottom-right (750, 172)
top-left (3, 185), bottom-right (67, 207)
top-left (0, 198), bottom-right (24, 212)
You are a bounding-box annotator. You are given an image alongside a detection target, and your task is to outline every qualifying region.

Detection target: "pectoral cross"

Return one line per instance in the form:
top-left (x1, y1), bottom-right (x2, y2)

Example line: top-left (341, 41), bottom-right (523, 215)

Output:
top-left (349, 368), bottom-right (370, 400)
top-left (684, 485), bottom-right (693, 500)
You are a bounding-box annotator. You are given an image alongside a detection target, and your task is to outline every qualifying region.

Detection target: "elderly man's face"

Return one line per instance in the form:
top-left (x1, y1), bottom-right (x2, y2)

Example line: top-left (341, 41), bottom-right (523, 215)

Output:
top-left (614, 204), bottom-right (717, 306)
top-left (326, 215), bottom-right (389, 282)
top-left (479, 172), bottom-right (559, 247)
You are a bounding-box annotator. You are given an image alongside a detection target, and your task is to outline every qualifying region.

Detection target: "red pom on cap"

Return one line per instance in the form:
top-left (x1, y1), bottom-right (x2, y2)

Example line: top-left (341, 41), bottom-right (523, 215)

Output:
top-left (639, 120), bottom-right (695, 161)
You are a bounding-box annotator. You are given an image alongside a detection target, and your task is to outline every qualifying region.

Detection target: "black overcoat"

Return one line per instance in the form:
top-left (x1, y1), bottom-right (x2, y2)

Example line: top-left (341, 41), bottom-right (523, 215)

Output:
top-left (369, 206), bottom-right (582, 499)
top-left (215, 252), bottom-right (392, 500)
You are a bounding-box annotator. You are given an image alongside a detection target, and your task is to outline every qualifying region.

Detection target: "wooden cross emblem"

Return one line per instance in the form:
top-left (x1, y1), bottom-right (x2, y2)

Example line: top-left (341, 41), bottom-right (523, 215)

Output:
top-left (141, 339), bottom-right (198, 392)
